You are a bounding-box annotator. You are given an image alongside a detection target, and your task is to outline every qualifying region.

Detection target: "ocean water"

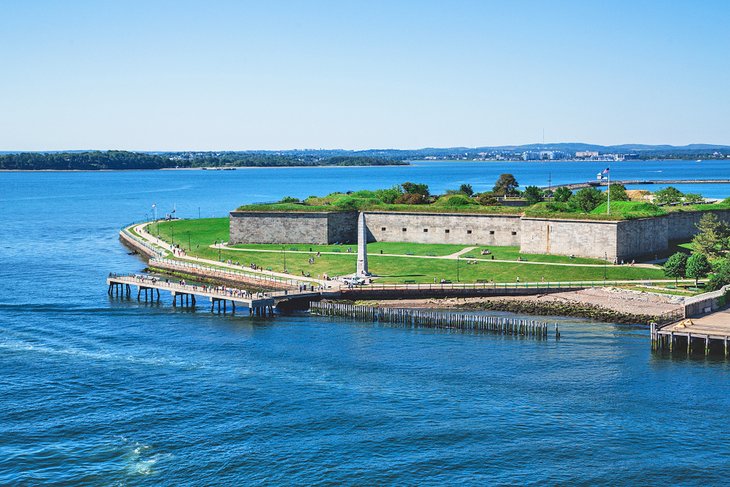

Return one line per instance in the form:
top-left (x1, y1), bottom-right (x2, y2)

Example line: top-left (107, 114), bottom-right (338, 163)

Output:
top-left (2, 161), bottom-right (730, 484)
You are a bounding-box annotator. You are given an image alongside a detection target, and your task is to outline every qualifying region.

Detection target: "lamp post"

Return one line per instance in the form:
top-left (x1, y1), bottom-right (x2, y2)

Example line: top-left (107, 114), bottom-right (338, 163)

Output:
top-left (282, 246), bottom-right (287, 272)
top-left (187, 232), bottom-right (191, 252)
top-left (604, 252), bottom-right (608, 281)
top-left (456, 256), bottom-right (460, 282)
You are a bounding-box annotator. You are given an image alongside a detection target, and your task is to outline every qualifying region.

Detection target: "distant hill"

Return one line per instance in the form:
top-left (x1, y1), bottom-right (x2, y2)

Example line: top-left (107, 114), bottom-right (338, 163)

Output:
top-left (2, 143), bottom-right (729, 170)
top-left (0, 151), bottom-right (406, 170)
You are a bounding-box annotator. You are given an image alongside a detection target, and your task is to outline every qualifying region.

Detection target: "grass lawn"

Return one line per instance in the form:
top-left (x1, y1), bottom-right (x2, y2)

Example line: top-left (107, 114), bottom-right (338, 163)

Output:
top-left (461, 246), bottom-right (606, 265)
top-left (152, 218), bottom-right (666, 283)
top-left (230, 241), bottom-right (468, 256)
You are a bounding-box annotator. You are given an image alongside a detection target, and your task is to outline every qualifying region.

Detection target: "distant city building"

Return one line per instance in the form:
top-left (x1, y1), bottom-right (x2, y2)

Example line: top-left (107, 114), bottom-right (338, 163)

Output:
top-left (575, 151), bottom-right (599, 158)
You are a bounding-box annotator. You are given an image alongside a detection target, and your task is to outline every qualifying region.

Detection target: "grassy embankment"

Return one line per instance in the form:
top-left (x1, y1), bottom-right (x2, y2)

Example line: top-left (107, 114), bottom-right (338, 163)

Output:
top-left (152, 218), bottom-right (666, 284)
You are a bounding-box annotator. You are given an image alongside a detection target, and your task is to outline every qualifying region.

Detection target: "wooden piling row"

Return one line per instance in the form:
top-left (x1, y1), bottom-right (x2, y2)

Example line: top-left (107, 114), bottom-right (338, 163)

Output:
top-left (309, 301), bottom-right (557, 339)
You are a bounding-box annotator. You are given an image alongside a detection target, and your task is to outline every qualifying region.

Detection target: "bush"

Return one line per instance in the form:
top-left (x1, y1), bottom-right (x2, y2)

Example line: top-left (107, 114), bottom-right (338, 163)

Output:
top-left (708, 258), bottom-right (730, 290)
top-left (373, 186), bottom-right (403, 204)
top-left (475, 192), bottom-right (500, 206)
top-left (279, 196), bottom-right (300, 203)
top-left (395, 193), bottom-right (428, 205)
top-left (655, 186), bottom-right (684, 205)
top-left (434, 194), bottom-right (477, 207)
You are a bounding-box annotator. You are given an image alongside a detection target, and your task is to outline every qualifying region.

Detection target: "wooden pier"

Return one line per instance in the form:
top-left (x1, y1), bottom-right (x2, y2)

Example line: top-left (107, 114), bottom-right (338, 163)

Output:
top-left (310, 301), bottom-right (559, 339)
top-left (107, 274), bottom-right (277, 316)
top-left (651, 307), bottom-right (730, 356)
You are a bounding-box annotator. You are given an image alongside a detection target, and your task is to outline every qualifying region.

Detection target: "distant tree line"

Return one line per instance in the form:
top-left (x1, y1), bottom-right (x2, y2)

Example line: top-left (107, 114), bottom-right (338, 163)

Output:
top-left (0, 151), bottom-right (405, 170)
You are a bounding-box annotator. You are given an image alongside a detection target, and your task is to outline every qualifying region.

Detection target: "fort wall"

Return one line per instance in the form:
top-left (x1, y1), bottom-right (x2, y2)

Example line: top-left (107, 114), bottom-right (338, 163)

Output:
top-left (363, 212), bottom-right (522, 246)
top-left (229, 208), bottom-right (730, 260)
top-left (519, 218), bottom-right (619, 260)
top-left (229, 211), bottom-right (357, 245)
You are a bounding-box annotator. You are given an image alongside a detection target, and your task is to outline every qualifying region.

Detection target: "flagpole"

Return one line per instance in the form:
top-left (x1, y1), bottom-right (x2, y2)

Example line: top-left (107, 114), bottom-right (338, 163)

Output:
top-left (606, 166), bottom-right (611, 215)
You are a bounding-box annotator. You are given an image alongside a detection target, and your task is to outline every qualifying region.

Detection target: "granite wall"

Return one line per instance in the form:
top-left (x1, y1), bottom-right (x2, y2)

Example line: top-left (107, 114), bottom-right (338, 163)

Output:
top-left (519, 218), bottom-right (619, 260)
top-left (363, 211), bottom-right (522, 246)
top-left (229, 211), bottom-right (357, 245)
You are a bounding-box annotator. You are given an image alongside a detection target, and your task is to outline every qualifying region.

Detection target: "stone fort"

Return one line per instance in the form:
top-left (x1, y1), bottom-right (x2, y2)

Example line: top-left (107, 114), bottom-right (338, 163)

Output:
top-left (229, 209), bottom-right (730, 261)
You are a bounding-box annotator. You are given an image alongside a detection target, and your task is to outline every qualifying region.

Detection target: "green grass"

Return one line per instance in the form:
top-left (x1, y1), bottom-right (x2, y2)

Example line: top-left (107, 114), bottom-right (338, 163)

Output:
top-left (155, 218), bottom-right (229, 251)
top-left (230, 241), bottom-right (468, 256)
top-left (150, 218), bottom-right (666, 283)
top-left (590, 201), bottom-right (667, 219)
top-left (461, 246), bottom-right (607, 264)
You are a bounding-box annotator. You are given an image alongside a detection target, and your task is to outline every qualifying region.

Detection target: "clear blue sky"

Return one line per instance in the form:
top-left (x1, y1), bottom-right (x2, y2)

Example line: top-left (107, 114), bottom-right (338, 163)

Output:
top-left (1, 0), bottom-right (728, 150)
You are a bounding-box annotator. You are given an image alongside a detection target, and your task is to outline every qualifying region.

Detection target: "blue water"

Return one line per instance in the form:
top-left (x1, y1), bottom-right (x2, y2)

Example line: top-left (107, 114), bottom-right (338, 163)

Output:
top-left (2, 161), bottom-right (730, 484)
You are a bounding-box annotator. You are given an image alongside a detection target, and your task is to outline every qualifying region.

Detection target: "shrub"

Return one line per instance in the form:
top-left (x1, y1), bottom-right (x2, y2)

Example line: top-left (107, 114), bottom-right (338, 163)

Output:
top-left (434, 194), bottom-right (477, 207)
top-left (395, 192), bottom-right (428, 205)
top-left (475, 192), bottom-right (500, 206)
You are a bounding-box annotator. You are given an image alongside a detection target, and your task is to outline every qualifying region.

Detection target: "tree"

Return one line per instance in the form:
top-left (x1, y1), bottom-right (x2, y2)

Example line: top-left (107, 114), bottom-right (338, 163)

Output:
top-left (493, 174), bottom-right (519, 196)
top-left (553, 186), bottom-right (572, 202)
top-left (686, 253), bottom-right (712, 286)
top-left (655, 186), bottom-right (684, 205)
top-left (569, 187), bottom-right (605, 212)
top-left (608, 183), bottom-right (629, 202)
top-left (692, 213), bottom-right (730, 259)
top-left (523, 185), bottom-right (544, 205)
top-left (663, 252), bottom-right (688, 285)
top-left (459, 183), bottom-right (474, 196)
top-left (708, 258), bottom-right (730, 290)
top-left (401, 182), bottom-right (430, 196)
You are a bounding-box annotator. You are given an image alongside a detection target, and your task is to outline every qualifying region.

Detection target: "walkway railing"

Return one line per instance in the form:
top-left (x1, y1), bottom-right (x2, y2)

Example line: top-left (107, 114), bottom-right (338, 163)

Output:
top-left (149, 258), bottom-right (311, 289)
top-left (120, 222), bottom-right (166, 258)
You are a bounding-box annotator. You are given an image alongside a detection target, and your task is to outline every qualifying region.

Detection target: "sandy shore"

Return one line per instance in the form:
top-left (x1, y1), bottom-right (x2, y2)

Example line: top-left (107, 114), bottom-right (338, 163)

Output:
top-left (364, 287), bottom-right (684, 317)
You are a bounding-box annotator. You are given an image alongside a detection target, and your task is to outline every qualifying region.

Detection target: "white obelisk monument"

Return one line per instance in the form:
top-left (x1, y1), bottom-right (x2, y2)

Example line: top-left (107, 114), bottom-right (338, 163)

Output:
top-left (356, 212), bottom-right (369, 277)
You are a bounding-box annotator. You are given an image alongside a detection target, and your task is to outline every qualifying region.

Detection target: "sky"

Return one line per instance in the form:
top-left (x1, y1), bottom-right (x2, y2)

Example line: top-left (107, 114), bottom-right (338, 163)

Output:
top-left (0, 0), bottom-right (729, 151)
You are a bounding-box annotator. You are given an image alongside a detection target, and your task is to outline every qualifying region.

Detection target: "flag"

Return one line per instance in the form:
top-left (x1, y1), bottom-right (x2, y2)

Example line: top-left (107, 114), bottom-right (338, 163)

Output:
top-left (601, 167), bottom-right (610, 175)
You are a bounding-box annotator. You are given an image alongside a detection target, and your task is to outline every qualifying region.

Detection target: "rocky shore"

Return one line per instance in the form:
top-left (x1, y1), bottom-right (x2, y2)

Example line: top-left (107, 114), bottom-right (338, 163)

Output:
top-left (360, 287), bottom-right (684, 325)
